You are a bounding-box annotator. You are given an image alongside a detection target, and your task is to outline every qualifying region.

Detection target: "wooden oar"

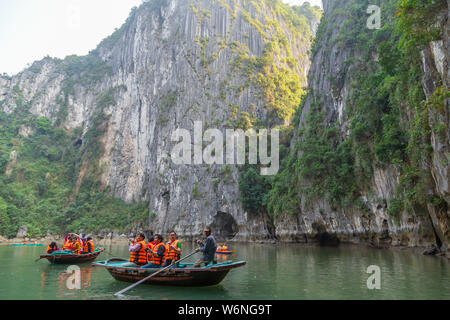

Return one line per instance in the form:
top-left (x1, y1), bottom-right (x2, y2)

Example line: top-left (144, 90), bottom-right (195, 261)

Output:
top-left (114, 249), bottom-right (199, 297)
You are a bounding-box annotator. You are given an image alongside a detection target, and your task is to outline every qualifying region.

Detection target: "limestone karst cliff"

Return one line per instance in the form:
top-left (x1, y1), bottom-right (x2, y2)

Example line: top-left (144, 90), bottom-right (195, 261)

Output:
top-left (268, 0), bottom-right (449, 252)
top-left (0, 0), bottom-right (448, 253)
top-left (0, 0), bottom-right (320, 240)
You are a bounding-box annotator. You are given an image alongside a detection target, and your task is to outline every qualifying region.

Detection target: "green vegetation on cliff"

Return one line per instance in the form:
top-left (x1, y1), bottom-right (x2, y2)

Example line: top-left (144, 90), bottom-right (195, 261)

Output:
top-left (266, 0), bottom-right (447, 218)
top-left (0, 108), bottom-right (148, 238)
top-left (191, 0), bottom-right (321, 125)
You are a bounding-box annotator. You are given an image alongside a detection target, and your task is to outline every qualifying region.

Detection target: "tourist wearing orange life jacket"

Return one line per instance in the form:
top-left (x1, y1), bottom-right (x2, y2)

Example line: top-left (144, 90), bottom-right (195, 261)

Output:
top-left (163, 231), bottom-right (182, 267)
top-left (84, 237), bottom-right (95, 253)
top-left (127, 233), bottom-right (147, 266)
top-left (145, 235), bottom-right (156, 263)
top-left (78, 233), bottom-right (88, 254)
top-left (141, 234), bottom-right (166, 268)
top-left (46, 242), bottom-right (59, 254)
top-left (72, 238), bottom-right (81, 254)
top-left (62, 237), bottom-right (74, 251)
top-left (62, 240), bottom-right (70, 250)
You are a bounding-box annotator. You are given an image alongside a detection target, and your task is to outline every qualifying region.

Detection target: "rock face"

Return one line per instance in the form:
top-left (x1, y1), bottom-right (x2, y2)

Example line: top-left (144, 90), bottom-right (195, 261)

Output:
top-left (16, 225), bottom-right (28, 238)
top-left (0, 0), bottom-right (319, 240)
top-left (1, 0), bottom-right (447, 250)
top-left (274, 0), bottom-right (449, 251)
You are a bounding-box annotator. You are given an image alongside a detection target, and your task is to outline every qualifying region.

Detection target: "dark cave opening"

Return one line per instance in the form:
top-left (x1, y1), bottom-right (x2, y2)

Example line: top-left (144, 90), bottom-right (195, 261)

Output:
top-left (210, 211), bottom-right (239, 240)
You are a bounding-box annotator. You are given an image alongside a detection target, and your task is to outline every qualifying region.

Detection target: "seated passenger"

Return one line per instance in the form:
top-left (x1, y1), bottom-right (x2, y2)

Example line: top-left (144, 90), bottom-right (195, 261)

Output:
top-left (85, 237), bottom-right (95, 253)
top-left (125, 233), bottom-right (147, 266)
top-left (46, 242), bottom-right (59, 254)
top-left (163, 231), bottom-right (182, 267)
top-left (72, 237), bottom-right (81, 254)
top-left (145, 236), bottom-right (155, 263)
top-left (141, 234), bottom-right (166, 269)
top-left (79, 233), bottom-right (88, 254)
top-left (62, 237), bottom-right (73, 252)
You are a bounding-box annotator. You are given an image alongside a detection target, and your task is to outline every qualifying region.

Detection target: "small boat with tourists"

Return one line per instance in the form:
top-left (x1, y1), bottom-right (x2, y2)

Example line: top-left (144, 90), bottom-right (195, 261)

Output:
top-left (215, 244), bottom-right (234, 255)
top-left (93, 258), bottom-right (246, 287)
top-left (215, 250), bottom-right (233, 255)
top-left (39, 248), bottom-right (105, 264)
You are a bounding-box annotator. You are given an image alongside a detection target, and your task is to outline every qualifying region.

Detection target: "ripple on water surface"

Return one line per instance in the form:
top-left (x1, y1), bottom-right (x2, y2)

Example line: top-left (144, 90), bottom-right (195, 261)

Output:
top-left (0, 243), bottom-right (448, 300)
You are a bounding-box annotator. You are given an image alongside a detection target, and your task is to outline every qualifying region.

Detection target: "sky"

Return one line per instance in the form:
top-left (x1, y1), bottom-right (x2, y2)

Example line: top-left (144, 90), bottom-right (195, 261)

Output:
top-left (0, 0), bottom-right (322, 76)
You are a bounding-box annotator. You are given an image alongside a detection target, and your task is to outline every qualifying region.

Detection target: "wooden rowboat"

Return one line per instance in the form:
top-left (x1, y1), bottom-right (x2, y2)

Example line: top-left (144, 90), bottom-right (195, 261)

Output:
top-left (215, 250), bottom-right (233, 255)
top-left (40, 248), bottom-right (105, 264)
top-left (93, 258), bottom-right (246, 287)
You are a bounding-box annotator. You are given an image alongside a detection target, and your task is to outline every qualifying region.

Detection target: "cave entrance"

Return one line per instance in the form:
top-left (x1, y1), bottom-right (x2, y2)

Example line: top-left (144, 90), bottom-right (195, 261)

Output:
top-left (211, 211), bottom-right (238, 240)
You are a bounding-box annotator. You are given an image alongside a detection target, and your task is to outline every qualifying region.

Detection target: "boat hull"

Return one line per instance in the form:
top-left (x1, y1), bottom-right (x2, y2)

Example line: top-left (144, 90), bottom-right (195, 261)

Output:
top-left (93, 259), bottom-right (246, 287)
top-left (40, 248), bottom-right (105, 264)
top-left (216, 251), bottom-right (233, 255)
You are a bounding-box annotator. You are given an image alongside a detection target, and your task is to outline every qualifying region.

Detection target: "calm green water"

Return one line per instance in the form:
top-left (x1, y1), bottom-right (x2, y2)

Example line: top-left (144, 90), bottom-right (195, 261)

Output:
top-left (0, 243), bottom-right (449, 300)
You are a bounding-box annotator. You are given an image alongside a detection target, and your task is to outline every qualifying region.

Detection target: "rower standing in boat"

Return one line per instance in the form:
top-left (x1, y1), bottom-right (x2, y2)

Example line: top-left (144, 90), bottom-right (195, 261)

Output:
top-left (164, 231), bottom-right (182, 267)
top-left (194, 226), bottom-right (217, 267)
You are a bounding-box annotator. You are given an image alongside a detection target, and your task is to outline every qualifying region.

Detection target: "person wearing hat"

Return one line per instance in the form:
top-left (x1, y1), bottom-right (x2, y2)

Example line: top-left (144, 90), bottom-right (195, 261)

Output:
top-left (194, 226), bottom-right (217, 267)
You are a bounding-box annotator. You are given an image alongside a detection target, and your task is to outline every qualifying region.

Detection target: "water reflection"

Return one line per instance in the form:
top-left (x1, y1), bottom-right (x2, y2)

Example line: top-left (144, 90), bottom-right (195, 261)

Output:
top-left (0, 243), bottom-right (449, 300)
top-left (38, 263), bottom-right (95, 299)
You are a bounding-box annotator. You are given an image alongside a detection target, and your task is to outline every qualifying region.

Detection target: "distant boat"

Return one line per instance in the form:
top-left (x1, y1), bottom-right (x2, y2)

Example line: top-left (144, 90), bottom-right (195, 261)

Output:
top-left (215, 250), bottom-right (233, 255)
top-left (93, 258), bottom-right (246, 287)
top-left (39, 248), bottom-right (105, 264)
top-left (12, 243), bottom-right (44, 246)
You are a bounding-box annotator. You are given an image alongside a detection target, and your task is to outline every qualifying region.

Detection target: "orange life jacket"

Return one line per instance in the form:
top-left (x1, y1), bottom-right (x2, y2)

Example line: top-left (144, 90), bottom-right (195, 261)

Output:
top-left (84, 240), bottom-right (94, 253)
top-left (62, 241), bottom-right (73, 250)
top-left (146, 243), bottom-right (155, 263)
top-left (148, 242), bottom-right (165, 266)
top-left (129, 240), bottom-right (147, 265)
top-left (165, 239), bottom-right (181, 261)
top-left (72, 241), bottom-right (80, 254)
top-left (46, 245), bottom-right (56, 254)
top-left (78, 238), bottom-right (87, 253)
